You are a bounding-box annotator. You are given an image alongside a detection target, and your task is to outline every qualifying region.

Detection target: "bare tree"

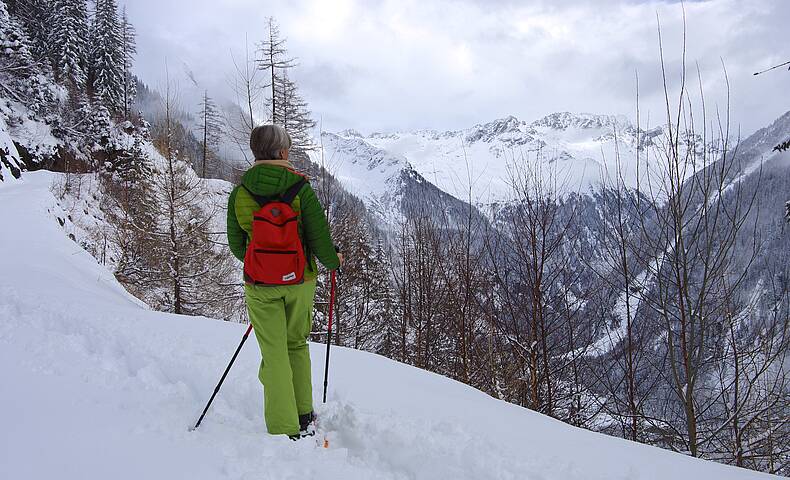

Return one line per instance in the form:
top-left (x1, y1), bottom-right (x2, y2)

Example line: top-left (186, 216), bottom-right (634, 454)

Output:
top-left (484, 149), bottom-right (588, 419)
top-left (390, 210), bottom-right (450, 371)
top-left (628, 18), bottom-right (764, 458)
top-left (226, 36), bottom-right (265, 166)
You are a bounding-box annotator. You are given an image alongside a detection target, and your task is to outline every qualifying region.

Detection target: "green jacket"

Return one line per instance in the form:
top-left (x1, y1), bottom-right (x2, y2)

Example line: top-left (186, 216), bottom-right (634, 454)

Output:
top-left (227, 164), bottom-right (340, 280)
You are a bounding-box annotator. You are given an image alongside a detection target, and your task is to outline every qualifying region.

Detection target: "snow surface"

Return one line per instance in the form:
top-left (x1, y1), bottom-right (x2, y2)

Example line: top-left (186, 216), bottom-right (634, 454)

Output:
top-left (0, 171), bottom-right (778, 480)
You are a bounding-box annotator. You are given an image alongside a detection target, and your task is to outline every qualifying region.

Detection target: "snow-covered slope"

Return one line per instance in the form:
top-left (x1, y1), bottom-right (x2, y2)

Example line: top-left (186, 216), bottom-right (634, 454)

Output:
top-left (0, 99), bottom-right (60, 185)
top-left (0, 171), bottom-right (777, 480)
top-left (318, 113), bottom-right (666, 214)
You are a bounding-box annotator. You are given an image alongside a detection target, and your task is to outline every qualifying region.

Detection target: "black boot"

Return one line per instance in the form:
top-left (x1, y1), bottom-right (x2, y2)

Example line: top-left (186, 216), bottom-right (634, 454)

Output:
top-left (299, 412), bottom-right (314, 431)
top-left (298, 412), bottom-right (316, 437)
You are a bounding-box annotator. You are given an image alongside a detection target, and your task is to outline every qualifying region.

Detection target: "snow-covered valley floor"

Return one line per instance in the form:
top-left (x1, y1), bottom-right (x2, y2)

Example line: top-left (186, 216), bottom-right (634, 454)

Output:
top-left (0, 172), bottom-right (778, 480)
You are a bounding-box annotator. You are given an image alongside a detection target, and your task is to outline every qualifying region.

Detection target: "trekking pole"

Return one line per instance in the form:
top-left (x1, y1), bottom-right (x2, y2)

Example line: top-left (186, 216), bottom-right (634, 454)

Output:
top-left (322, 269), bottom-right (337, 404)
top-left (190, 323), bottom-right (254, 431)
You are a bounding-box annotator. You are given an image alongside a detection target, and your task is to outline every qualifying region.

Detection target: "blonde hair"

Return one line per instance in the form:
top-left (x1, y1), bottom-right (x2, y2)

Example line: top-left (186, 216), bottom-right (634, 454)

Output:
top-left (250, 125), bottom-right (292, 160)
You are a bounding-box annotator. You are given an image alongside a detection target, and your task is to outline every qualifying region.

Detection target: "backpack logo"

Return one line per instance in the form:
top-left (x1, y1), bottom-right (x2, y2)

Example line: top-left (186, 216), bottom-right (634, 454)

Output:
top-left (270, 207), bottom-right (281, 217)
top-left (282, 272), bottom-right (297, 282)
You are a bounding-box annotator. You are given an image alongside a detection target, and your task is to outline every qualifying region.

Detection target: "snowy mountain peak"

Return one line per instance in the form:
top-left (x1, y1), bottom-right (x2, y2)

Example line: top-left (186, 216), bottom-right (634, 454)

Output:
top-left (317, 111), bottom-right (652, 215)
top-left (464, 115), bottom-right (527, 143)
top-left (531, 112), bottom-right (631, 131)
top-left (338, 128), bottom-right (365, 138)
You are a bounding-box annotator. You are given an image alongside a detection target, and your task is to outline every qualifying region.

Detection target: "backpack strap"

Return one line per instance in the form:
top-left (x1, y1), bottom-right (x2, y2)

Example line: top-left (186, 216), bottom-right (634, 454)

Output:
top-left (240, 179), bottom-right (307, 207)
top-left (280, 179), bottom-right (307, 205)
top-left (240, 185), bottom-right (275, 206)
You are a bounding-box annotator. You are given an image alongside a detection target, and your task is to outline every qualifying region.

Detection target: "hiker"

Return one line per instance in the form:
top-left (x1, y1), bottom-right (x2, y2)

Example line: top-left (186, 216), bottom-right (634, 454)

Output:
top-left (226, 124), bottom-right (342, 440)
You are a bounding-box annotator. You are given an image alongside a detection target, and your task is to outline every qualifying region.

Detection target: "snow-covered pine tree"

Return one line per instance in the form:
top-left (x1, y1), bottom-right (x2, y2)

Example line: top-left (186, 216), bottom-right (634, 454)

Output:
top-left (196, 90), bottom-right (223, 178)
top-left (49, 0), bottom-right (90, 92)
top-left (75, 101), bottom-right (113, 154)
top-left (271, 72), bottom-right (316, 156)
top-left (324, 210), bottom-right (392, 351)
top-left (9, 0), bottom-right (50, 63)
top-left (362, 238), bottom-right (395, 349)
top-left (0, 0), bottom-right (53, 114)
top-left (120, 6), bottom-right (136, 119)
top-left (89, 0), bottom-right (124, 114)
top-left (110, 130), bottom-right (148, 187)
top-left (0, 1), bottom-right (35, 74)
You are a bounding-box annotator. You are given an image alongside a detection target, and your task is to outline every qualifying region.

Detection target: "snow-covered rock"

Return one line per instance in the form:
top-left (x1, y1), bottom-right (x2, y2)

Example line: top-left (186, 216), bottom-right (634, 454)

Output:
top-left (0, 98), bottom-right (61, 183)
top-left (0, 115), bottom-right (23, 184)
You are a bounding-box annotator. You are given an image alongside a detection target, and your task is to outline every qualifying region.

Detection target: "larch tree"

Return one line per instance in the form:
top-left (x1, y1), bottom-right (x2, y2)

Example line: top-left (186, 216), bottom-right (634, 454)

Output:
top-left (754, 60), bottom-right (789, 224)
top-left (325, 208), bottom-right (392, 351)
top-left (142, 75), bottom-right (236, 317)
top-left (258, 17), bottom-right (295, 123)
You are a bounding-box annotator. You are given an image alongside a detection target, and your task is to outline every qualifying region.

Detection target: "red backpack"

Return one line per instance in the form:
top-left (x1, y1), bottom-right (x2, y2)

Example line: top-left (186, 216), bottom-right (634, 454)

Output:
top-left (241, 179), bottom-right (308, 286)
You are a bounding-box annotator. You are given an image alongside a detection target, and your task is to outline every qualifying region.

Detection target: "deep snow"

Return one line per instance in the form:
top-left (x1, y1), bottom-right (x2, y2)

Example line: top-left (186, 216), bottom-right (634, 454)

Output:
top-left (0, 171), bottom-right (778, 480)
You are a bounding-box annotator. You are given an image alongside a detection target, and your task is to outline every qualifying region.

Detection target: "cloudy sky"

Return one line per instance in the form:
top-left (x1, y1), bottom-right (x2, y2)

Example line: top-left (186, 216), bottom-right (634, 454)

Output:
top-left (125, 0), bottom-right (788, 136)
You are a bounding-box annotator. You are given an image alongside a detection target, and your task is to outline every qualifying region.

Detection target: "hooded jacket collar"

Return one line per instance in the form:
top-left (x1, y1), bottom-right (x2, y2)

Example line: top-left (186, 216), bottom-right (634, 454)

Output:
top-left (253, 159), bottom-right (293, 169)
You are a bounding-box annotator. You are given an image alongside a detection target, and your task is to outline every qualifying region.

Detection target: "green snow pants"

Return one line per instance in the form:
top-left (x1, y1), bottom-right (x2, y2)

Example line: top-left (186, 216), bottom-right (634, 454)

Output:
top-left (245, 279), bottom-right (316, 436)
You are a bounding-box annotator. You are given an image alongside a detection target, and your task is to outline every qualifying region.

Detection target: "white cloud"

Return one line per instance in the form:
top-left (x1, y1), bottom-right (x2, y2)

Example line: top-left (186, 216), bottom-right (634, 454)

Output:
top-left (125, 0), bottom-right (790, 135)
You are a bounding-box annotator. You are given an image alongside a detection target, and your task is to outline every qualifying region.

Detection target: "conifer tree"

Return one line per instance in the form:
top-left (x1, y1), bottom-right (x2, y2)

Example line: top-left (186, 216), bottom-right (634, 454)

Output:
top-left (0, 0), bottom-right (53, 113)
top-left (49, 0), bottom-right (89, 91)
top-left (258, 18), bottom-right (314, 155)
top-left (120, 6), bottom-right (137, 119)
top-left (325, 211), bottom-right (392, 351)
top-left (197, 91), bottom-right (223, 178)
top-left (271, 72), bottom-right (316, 155)
top-left (11, 0), bottom-right (49, 63)
top-left (89, 0), bottom-right (124, 114)
top-left (82, 103), bottom-right (113, 152)
top-left (0, 1), bottom-right (34, 73)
